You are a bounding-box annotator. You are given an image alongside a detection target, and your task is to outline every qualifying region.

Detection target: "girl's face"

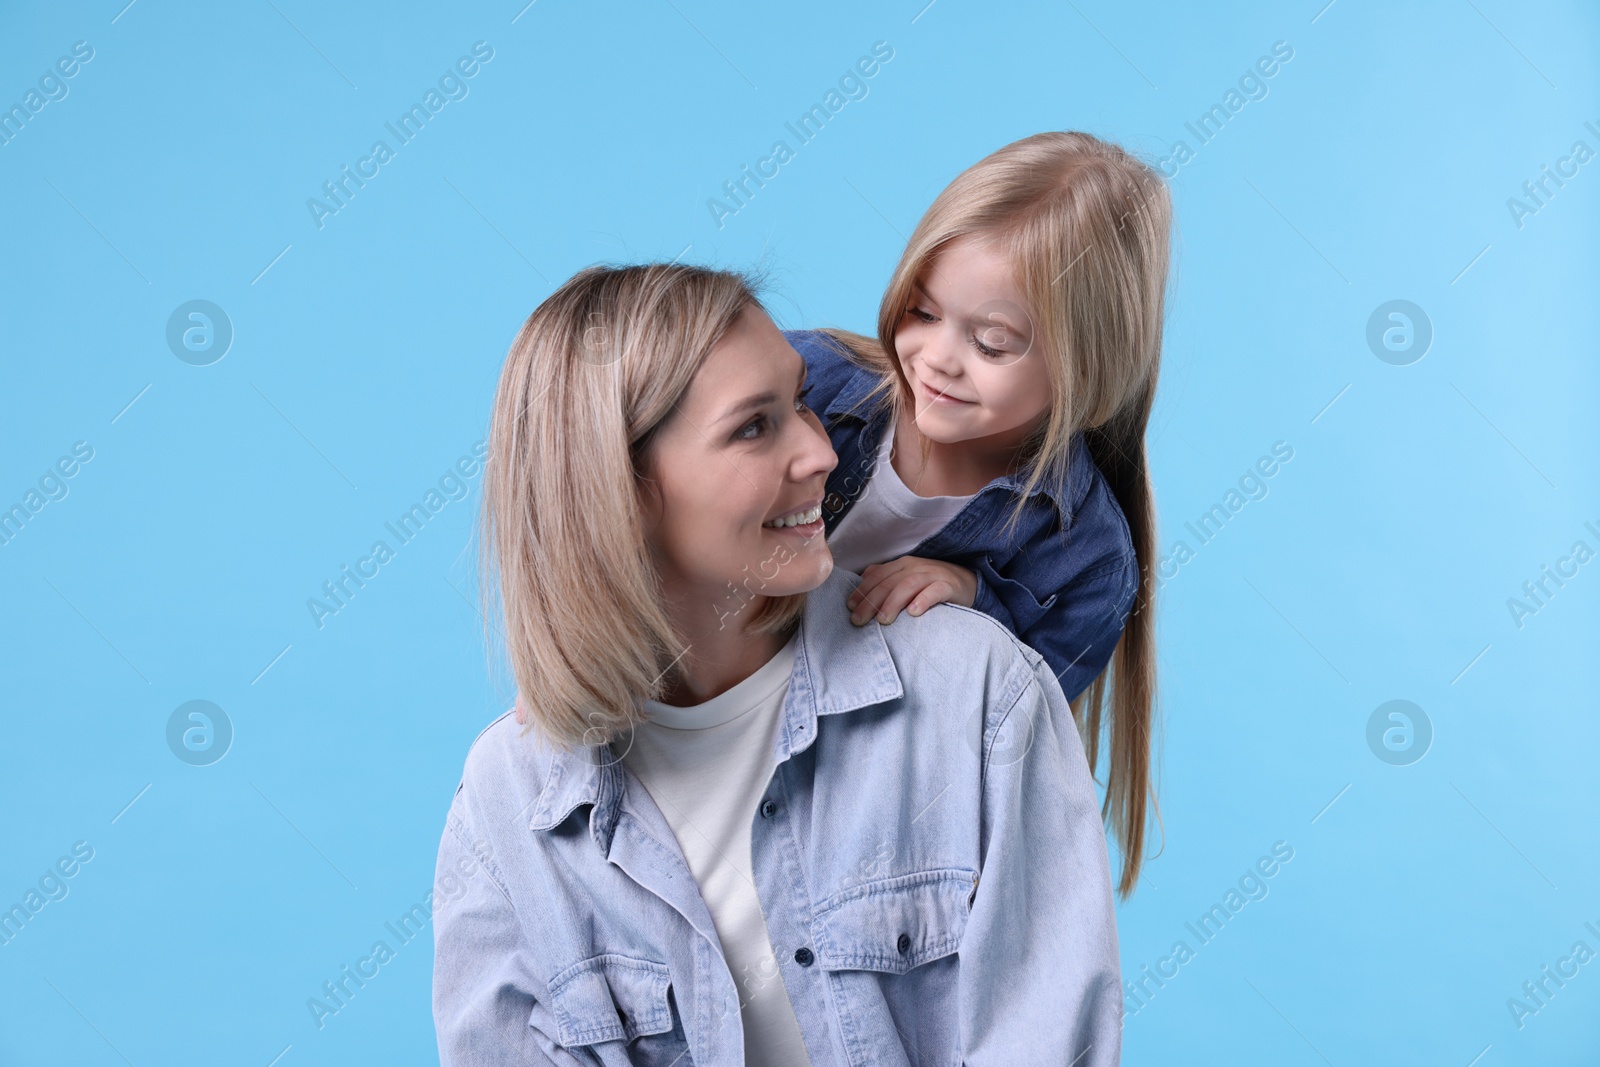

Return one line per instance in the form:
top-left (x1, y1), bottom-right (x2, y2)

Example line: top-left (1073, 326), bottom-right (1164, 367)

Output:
top-left (894, 233), bottom-right (1052, 449)
top-left (638, 304), bottom-right (838, 620)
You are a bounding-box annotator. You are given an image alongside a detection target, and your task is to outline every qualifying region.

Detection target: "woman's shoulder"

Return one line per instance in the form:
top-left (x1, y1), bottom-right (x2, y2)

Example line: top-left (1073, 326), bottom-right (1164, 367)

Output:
top-left (900, 599), bottom-right (1054, 695)
top-left (815, 567), bottom-right (1051, 711)
top-left (453, 709), bottom-right (558, 814)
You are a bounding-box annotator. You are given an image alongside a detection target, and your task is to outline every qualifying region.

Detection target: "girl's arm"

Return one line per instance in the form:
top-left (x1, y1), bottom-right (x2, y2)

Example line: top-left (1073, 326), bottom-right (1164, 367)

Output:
top-left (848, 546), bottom-right (1137, 704)
top-left (969, 550), bottom-right (1138, 702)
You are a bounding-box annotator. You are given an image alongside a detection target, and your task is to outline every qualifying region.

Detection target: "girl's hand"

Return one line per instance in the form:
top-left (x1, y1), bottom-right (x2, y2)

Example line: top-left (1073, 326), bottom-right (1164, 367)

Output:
top-left (847, 556), bottom-right (977, 625)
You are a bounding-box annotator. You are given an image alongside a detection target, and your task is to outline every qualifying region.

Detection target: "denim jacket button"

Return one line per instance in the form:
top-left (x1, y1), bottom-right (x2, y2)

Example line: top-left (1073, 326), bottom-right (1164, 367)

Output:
top-left (759, 799), bottom-right (777, 818)
top-left (896, 933), bottom-right (911, 954)
top-left (794, 947), bottom-right (814, 967)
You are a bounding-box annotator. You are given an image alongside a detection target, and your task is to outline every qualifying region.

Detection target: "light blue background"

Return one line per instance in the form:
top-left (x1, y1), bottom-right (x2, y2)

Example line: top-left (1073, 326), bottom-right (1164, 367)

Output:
top-left (2, 1), bottom-right (1597, 1064)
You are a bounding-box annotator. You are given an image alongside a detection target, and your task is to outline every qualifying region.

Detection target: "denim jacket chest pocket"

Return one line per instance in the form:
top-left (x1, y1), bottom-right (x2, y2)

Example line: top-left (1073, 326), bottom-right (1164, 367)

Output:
top-left (542, 953), bottom-right (693, 1065)
top-left (813, 868), bottom-right (978, 974)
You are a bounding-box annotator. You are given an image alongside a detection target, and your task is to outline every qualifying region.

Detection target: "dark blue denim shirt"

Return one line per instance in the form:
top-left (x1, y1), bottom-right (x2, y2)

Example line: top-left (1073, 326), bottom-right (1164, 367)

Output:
top-left (786, 328), bottom-right (1138, 702)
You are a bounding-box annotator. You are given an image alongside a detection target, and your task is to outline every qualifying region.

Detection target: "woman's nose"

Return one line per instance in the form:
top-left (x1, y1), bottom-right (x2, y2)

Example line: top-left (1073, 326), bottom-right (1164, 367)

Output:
top-left (797, 413), bottom-right (839, 479)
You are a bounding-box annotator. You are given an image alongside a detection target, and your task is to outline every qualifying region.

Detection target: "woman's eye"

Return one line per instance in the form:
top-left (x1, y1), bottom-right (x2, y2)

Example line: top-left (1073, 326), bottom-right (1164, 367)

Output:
top-left (737, 387), bottom-right (812, 442)
top-left (907, 306), bottom-right (937, 324)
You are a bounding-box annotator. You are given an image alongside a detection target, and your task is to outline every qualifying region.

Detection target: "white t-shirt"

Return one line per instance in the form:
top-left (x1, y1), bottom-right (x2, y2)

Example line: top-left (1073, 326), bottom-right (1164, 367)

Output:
top-left (617, 630), bottom-right (811, 1067)
top-left (827, 414), bottom-right (977, 574)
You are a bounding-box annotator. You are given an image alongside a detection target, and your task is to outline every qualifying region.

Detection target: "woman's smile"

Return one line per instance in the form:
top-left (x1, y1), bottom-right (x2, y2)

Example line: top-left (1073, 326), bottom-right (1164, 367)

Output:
top-left (762, 499), bottom-right (824, 534)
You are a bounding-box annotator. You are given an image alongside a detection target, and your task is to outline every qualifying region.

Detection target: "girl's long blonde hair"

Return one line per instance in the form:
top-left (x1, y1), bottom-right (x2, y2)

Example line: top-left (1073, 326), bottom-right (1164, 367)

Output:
top-left (821, 131), bottom-right (1171, 898)
top-left (479, 263), bottom-right (808, 749)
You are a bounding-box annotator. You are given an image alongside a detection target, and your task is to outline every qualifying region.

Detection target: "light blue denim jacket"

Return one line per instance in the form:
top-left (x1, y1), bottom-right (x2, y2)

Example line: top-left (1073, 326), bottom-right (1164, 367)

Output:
top-left (432, 565), bottom-right (1122, 1066)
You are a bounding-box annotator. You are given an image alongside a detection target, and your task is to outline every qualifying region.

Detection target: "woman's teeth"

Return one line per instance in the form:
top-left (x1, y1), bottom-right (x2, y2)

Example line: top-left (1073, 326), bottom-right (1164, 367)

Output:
top-left (763, 504), bottom-right (822, 528)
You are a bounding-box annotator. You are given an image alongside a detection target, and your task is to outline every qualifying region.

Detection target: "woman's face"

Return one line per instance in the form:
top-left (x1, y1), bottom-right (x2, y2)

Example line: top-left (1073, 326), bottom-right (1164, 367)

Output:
top-left (638, 304), bottom-right (838, 621)
top-left (893, 233), bottom-right (1052, 449)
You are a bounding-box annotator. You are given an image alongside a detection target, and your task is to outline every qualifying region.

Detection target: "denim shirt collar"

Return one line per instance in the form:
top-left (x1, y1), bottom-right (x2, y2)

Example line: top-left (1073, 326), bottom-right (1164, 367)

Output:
top-left (526, 567), bottom-right (904, 852)
top-left (822, 357), bottom-right (1090, 529)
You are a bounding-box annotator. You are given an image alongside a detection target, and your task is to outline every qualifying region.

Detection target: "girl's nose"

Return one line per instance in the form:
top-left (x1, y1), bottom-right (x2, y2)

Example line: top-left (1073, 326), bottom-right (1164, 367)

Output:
top-left (922, 328), bottom-right (964, 377)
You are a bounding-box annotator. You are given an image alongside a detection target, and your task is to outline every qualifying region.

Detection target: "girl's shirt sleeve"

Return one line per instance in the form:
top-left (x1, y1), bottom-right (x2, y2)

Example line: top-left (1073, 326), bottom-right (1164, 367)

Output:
top-left (967, 482), bottom-right (1139, 704)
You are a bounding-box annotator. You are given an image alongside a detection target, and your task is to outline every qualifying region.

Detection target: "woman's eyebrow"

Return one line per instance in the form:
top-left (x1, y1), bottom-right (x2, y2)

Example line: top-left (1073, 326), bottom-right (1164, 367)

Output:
top-left (713, 391), bottom-right (777, 426)
top-left (712, 360), bottom-right (808, 426)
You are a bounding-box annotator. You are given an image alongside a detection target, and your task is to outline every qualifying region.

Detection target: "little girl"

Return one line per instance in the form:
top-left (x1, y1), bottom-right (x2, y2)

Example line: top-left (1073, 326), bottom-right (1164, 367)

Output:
top-left (787, 131), bottom-right (1171, 898)
top-left (516, 131), bottom-right (1169, 896)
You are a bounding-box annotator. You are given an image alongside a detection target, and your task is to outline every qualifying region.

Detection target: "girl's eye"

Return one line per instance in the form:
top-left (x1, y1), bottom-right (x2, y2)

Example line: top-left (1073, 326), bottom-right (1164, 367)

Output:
top-left (795, 385), bottom-right (813, 414)
top-left (911, 304), bottom-right (1004, 357)
top-left (970, 333), bottom-right (1002, 359)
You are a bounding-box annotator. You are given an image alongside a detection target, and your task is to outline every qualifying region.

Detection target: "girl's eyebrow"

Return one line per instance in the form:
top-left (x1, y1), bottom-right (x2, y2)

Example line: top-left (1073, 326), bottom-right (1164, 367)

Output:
top-left (915, 280), bottom-right (1028, 336)
top-left (974, 307), bottom-right (1028, 335)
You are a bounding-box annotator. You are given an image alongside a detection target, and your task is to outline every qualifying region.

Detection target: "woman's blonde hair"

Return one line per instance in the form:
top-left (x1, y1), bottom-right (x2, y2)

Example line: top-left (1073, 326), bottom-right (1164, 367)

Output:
top-left (820, 131), bottom-right (1171, 898)
top-left (480, 263), bottom-right (808, 749)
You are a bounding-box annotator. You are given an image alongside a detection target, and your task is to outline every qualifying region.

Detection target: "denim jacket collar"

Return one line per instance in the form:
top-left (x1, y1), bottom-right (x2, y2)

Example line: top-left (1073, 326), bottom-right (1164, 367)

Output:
top-left (822, 355), bottom-right (1090, 529)
top-left (526, 568), bottom-right (905, 851)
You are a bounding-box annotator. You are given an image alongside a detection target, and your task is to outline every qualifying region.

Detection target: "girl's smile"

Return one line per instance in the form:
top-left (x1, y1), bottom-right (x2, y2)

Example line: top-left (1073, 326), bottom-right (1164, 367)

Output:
top-left (919, 379), bottom-right (974, 405)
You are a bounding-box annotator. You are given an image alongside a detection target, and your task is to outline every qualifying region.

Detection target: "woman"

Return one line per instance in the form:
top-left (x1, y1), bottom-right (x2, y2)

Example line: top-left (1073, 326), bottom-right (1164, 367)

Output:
top-left (431, 262), bottom-right (1122, 1065)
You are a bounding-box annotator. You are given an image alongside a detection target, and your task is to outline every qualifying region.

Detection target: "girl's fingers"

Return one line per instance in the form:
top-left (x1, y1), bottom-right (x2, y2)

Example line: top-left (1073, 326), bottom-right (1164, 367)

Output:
top-left (847, 557), bottom-right (912, 616)
top-left (906, 581), bottom-right (955, 617)
top-left (869, 577), bottom-right (933, 625)
top-left (849, 583), bottom-right (884, 623)
top-left (848, 568), bottom-right (895, 622)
